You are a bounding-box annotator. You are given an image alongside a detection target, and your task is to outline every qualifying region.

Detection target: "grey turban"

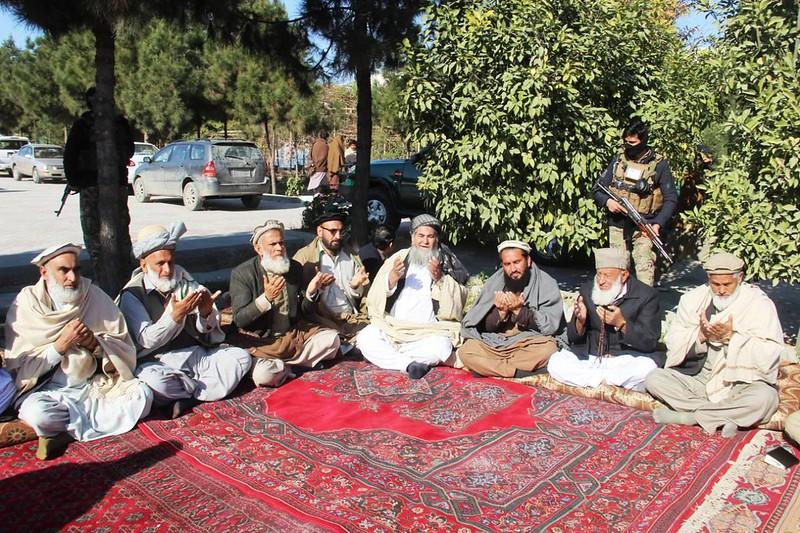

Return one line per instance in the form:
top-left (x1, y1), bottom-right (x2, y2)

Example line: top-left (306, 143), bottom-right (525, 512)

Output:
top-left (133, 221), bottom-right (187, 259)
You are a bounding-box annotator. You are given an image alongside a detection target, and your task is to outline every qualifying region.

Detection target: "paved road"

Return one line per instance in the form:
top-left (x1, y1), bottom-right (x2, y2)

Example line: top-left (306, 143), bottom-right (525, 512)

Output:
top-left (0, 178), bottom-right (305, 259)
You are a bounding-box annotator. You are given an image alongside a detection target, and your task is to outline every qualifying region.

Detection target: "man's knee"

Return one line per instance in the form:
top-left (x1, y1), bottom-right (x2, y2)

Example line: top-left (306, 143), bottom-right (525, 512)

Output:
top-left (644, 368), bottom-right (672, 395)
top-left (214, 347), bottom-right (253, 377)
top-left (18, 397), bottom-right (68, 436)
top-left (785, 411), bottom-right (800, 444)
top-left (252, 358), bottom-right (289, 387)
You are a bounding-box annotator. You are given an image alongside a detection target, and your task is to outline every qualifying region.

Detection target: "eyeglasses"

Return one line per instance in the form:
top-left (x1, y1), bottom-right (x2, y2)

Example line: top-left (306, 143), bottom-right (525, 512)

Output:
top-left (320, 226), bottom-right (344, 235)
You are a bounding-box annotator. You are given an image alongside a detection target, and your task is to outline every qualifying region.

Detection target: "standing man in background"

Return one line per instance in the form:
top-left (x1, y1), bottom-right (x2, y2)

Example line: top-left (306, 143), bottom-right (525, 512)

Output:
top-left (307, 131), bottom-right (329, 194)
top-left (593, 117), bottom-right (677, 286)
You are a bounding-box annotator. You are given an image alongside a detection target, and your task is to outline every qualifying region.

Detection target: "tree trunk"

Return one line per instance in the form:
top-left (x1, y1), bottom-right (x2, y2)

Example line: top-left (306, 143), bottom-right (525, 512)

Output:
top-left (91, 22), bottom-right (133, 296)
top-left (351, 2), bottom-right (373, 246)
top-left (264, 121), bottom-right (277, 194)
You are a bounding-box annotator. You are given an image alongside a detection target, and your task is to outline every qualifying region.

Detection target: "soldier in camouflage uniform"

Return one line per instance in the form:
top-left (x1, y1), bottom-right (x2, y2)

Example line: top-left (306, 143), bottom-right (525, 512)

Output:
top-left (593, 118), bottom-right (678, 286)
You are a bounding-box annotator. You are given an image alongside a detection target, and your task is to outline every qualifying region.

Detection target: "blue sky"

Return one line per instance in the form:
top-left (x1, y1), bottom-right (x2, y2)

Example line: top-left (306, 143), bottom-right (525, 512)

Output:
top-left (0, 2), bottom-right (713, 48)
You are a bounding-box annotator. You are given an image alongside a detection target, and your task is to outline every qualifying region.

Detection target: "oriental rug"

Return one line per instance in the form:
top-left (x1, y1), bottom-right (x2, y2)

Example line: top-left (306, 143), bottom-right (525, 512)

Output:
top-left (0, 361), bottom-right (797, 531)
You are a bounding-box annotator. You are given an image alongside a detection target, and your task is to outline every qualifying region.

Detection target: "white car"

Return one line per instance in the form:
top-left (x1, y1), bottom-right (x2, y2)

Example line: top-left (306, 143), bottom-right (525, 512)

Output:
top-left (10, 143), bottom-right (65, 183)
top-left (0, 135), bottom-right (31, 176)
top-left (127, 142), bottom-right (158, 184)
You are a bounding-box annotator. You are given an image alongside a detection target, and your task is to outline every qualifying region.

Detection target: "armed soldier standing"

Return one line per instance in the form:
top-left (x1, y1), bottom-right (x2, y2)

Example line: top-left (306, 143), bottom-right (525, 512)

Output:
top-left (593, 118), bottom-right (677, 286)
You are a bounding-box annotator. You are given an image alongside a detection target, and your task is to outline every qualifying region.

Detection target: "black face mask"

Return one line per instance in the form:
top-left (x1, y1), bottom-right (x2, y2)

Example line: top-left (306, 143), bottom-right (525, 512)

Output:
top-left (624, 142), bottom-right (648, 160)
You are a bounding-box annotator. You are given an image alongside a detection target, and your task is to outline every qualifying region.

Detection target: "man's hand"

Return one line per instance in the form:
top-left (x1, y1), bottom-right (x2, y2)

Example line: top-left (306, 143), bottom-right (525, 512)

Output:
top-left (170, 290), bottom-right (203, 322)
top-left (701, 314), bottom-right (733, 343)
top-left (262, 274), bottom-right (286, 302)
top-left (573, 295), bottom-right (588, 334)
top-left (506, 292), bottom-right (525, 316)
top-left (350, 266), bottom-right (370, 289)
top-left (197, 289), bottom-right (222, 318)
top-left (494, 291), bottom-right (510, 319)
top-left (428, 257), bottom-right (442, 282)
top-left (388, 256), bottom-right (406, 290)
top-left (307, 269), bottom-right (335, 297)
top-left (650, 223), bottom-right (661, 235)
top-left (597, 304), bottom-right (626, 330)
top-left (54, 319), bottom-right (90, 354)
top-left (606, 198), bottom-right (627, 214)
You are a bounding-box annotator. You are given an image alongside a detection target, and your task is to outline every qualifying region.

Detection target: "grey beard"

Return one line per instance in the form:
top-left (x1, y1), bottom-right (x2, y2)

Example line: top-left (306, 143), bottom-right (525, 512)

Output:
top-left (47, 274), bottom-right (86, 307)
top-left (261, 253), bottom-right (290, 275)
top-left (408, 245), bottom-right (440, 268)
top-left (591, 278), bottom-right (623, 307)
top-left (713, 285), bottom-right (741, 311)
top-left (145, 269), bottom-right (177, 293)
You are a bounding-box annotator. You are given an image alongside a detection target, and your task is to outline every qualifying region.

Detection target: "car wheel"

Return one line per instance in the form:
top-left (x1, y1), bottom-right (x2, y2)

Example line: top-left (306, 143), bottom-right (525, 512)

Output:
top-left (182, 181), bottom-right (204, 211)
top-left (366, 189), bottom-right (400, 229)
top-left (32, 168), bottom-right (41, 183)
top-left (241, 194), bottom-right (262, 209)
top-left (133, 177), bottom-right (150, 203)
top-left (11, 166), bottom-right (20, 181)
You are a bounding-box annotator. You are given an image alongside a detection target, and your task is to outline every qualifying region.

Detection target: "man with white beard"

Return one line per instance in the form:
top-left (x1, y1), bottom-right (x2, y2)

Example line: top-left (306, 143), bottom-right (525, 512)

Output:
top-left (5, 243), bottom-right (152, 459)
top-left (229, 220), bottom-right (341, 387)
top-left (547, 248), bottom-right (663, 391)
top-left (646, 251), bottom-right (785, 437)
top-left (118, 223), bottom-right (252, 418)
top-left (357, 214), bottom-right (469, 379)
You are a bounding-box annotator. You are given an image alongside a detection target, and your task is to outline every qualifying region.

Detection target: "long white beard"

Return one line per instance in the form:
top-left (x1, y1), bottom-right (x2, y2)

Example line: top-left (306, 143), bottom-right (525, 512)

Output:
top-left (261, 253), bottom-right (290, 275)
top-left (145, 269), bottom-right (177, 293)
top-left (47, 273), bottom-right (86, 307)
top-left (408, 245), bottom-right (440, 268)
top-left (591, 278), bottom-right (623, 307)
top-left (713, 284), bottom-right (742, 311)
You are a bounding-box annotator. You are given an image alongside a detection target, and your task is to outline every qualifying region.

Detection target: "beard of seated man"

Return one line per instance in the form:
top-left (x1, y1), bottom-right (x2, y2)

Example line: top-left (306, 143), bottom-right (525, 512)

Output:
top-left (408, 244), bottom-right (441, 268)
top-left (712, 283), bottom-right (742, 311)
top-left (591, 277), bottom-right (623, 307)
top-left (503, 270), bottom-right (530, 293)
top-left (261, 252), bottom-right (290, 275)
top-left (46, 271), bottom-right (86, 307)
top-left (144, 268), bottom-right (177, 294)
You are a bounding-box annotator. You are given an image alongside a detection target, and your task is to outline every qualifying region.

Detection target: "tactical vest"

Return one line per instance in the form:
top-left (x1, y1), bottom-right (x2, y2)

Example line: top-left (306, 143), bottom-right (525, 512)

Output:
top-left (122, 282), bottom-right (213, 354)
top-left (609, 151), bottom-right (664, 215)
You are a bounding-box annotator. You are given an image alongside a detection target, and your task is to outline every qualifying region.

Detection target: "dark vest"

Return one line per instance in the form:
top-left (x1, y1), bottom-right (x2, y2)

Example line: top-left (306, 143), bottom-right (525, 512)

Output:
top-left (122, 281), bottom-right (213, 355)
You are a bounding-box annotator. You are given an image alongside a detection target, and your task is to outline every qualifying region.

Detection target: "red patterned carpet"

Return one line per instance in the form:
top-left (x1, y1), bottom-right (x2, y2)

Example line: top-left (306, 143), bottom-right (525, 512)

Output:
top-left (1, 361), bottom-right (798, 531)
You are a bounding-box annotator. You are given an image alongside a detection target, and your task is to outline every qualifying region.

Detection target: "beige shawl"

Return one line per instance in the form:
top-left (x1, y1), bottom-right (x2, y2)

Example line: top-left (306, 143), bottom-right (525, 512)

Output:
top-left (366, 248), bottom-right (467, 347)
top-left (665, 283), bottom-right (785, 402)
top-left (3, 277), bottom-right (136, 397)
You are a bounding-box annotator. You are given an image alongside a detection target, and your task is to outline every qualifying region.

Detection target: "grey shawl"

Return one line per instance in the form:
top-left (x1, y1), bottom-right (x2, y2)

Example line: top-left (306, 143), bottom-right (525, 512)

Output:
top-left (462, 265), bottom-right (565, 349)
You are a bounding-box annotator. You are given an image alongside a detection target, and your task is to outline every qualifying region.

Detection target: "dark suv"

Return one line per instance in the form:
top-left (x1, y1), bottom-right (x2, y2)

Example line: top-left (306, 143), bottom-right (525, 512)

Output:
top-left (133, 139), bottom-right (267, 210)
top-left (339, 149), bottom-right (428, 228)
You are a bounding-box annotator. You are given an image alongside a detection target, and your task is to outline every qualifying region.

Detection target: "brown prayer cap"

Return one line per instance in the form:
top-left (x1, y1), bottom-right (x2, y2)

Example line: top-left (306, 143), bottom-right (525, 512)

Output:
top-left (703, 251), bottom-right (744, 274)
top-left (594, 247), bottom-right (630, 270)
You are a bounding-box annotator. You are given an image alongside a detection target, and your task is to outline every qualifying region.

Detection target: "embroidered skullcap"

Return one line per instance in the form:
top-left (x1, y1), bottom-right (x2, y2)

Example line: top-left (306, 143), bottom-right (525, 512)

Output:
top-left (133, 221), bottom-right (186, 259)
top-left (497, 240), bottom-right (532, 254)
top-left (31, 242), bottom-right (82, 267)
top-left (410, 214), bottom-right (441, 234)
top-left (594, 247), bottom-right (630, 270)
top-left (251, 219), bottom-right (284, 245)
top-left (703, 251), bottom-right (744, 275)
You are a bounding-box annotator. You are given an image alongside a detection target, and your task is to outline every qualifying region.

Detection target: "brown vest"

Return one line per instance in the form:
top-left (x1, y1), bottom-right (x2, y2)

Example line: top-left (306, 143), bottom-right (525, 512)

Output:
top-left (609, 152), bottom-right (664, 214)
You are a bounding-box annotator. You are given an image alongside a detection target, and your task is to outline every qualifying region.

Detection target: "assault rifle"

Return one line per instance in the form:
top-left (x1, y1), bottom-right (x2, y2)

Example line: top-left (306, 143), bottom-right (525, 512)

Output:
top-left (54, 184), bottom-right (76, 217)
top-left (597, 182), bottom-right (673, 265)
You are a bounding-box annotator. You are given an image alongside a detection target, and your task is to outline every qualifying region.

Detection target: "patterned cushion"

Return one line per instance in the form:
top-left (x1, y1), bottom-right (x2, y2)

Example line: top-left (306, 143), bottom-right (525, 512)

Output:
top-left (511, 362), bottom-right (800, 431)
top-left (0, 419), bottom-right (36, 448)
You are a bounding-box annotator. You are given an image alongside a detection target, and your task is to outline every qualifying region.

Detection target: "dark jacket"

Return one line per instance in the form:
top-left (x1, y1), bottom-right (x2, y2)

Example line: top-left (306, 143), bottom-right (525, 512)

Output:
top-left (64, 110), bottom-right (134, 189)
top-left (229, 256), bottom-right (313, 335)
top-left (567, 276), bottom-right (664, 365)
top-left (592, 151), bottom-right (678, 230)
top-left (358, 243), bottom-right (385, 283)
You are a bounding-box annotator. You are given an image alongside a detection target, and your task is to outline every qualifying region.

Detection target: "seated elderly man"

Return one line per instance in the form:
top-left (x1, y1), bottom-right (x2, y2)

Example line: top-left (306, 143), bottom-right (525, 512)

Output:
top-left (118, 223), bottom-right (251, 418)
top-left (293, 201), bottom-right (370, 341)
top-left (230, 220), bottom-right (341, 387)
top-left (356, 214), bottom-right (469, 379)
top-left (646, 252), bottom-right (784, 437)
top-left (459, 240), bottom-right (564, 378)
top-left (548, 248), bottom-right (663, 391)
top-left (4, 243), bottom-right (152, 459)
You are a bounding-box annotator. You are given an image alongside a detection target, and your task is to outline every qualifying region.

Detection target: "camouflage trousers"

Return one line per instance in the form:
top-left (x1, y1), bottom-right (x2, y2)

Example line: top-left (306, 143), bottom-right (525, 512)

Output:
top-left (609, 226), bottom-right (656, 286)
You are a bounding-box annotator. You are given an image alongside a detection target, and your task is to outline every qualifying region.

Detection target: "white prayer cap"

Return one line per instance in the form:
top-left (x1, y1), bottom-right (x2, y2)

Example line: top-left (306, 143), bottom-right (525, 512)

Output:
top-left (497, 240), bottom-right (532, 254)
top-left (703, 251), bottom-right (744, 275)
top-left (594, 247), bottom-right (630, 270)
top-left (133, 221), bottom-right (186, 259)
top-left (251, 219), bottom-right (285, 245)
top-left (31, 242), bottom-right (82, 267)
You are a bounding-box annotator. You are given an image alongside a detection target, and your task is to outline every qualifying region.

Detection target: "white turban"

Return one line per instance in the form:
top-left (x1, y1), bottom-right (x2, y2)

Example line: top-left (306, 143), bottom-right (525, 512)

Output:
top-left (133, 221), bottom-right (186, 259)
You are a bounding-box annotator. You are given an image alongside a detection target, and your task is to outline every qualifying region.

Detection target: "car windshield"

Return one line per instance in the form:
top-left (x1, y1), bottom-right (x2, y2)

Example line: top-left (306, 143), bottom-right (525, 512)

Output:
top-left (212, 144), bottom-right (263, 162)
top-left (0, 140), bottom-right (27, 150)
top-left (135, 143), bottom-right (157, 155)
top-left (34, 147), bottom-right (63, 158)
